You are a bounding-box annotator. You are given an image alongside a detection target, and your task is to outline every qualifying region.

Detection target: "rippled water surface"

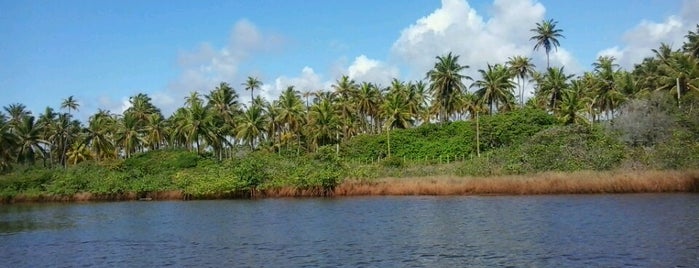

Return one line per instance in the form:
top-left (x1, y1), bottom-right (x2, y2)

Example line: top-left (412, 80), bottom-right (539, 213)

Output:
top-left (1, 194), bottom-right (698, 267)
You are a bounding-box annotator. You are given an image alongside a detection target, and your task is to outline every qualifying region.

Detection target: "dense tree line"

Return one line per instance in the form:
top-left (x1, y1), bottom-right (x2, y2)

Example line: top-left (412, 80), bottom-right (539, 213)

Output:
top-left (1, 21), bottom-right (698, 173)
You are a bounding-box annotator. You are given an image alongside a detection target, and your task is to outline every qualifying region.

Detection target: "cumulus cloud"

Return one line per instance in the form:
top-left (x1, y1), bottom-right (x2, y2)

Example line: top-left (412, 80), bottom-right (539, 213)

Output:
top-left (268, 66), bottom-right (325, 100)
top-left (597, 0), bottom-right (699, 69)
top-left (160, 19), bottom-right (283, 113)
top-left (390, 0), bottom-right (579, 82)
top-left (347, 55), bottom-right (399, 87)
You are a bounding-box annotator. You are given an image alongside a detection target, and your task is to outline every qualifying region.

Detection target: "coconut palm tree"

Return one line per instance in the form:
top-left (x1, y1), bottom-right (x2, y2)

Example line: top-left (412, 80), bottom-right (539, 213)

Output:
top-left (538, 67), bottom-right (573, 112)
top-left (0, 113), bottom-right (18, 171)
top-left (381, 91), bottom-right (413, 158)
top-left (654, 50), bottom-right (699, 108)
top-left (4, 103), bottom-right (31, 127)
top-left (66, 141), bottom-right (91, 165)
top-left (426, 52), bottom-right (471, 122)
top-left (356, 82), bottom-right (381, 133)
top-left (177, 92), bottom-right (217, 154)
top-left (276, 86), bottom-right (305, 151)
top-left (14, 116), bottom-right (48, 164)
top-left (115, 113), bottom-right (144, 158)
top-left (558, 80), bottom-right (590, 125)
top-left (592, 56), bottom-right (625, 118)
top-left (307, 99), bottom-right (340, 151)
top-left (472, 64), bottom-right (517, 114)
top-left (506, 56), bottom-right (536, 106)
top-left (61, 95), bottom-right (79, 116)
top-left (243, 76), bottom-right (262, 105)
top-left (684, 24), bottom-right (699, 59)
top-left (84, 110), bottom-right (116, 161)
top-left (235, 103), bottom-right (267, 150)
top-left (530, 19), bottom-right (565, 68)
top-left (206, 82), bottom-right (241, 156)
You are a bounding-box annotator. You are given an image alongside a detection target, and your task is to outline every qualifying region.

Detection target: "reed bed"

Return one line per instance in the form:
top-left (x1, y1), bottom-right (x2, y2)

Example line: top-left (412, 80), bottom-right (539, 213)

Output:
top-left (332, 170), bottom-right (699, 196)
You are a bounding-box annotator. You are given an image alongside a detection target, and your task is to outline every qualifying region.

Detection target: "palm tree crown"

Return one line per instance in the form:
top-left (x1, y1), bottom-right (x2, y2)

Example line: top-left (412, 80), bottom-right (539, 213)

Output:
top-left (530, 19), bottom-right (564, 68)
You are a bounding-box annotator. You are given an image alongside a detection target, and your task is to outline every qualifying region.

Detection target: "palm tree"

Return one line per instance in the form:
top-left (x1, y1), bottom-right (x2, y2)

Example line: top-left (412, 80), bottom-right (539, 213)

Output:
top-left (472, 64), bottom-right (516, 114)
top-left (0, 113), bottom-right (18, 171)
top-left (243, 76), bottom-right (263, 105)
top-left (592, 56), bottom-right (625, 119)
top-left (426, 52), bottom-right (471, 122)
top-left (177, 92), bottom-right (217, 154)
top-left (530, 19), bottom-right (565, 68)
top-left (558, 80), bottom-right (590, 125)
top-left (537, 67), bottom-right (573, 112)
top-left (381, 90), bottom-right (414, 158)
top-left (506, 56), bottom-right (536, 106)
top-left (276, 86), bottom-right (305, 152)
top-left (125, 93), bottom-right (159, 124)
top-left (85, 110), bottom-right (116, 161)
top-left (206, 82), bottom-right (241, 157)
top-left (4, 103), bottom-right (31, 127)
top-left (307, 99), bottom-right (340, 151)
top-left (66, 141), bottom-right (91, 165)
top-left (235, 103), bottom-right (267, 150)
top-left (115, 113), bottom-right (144, 158)
top-left (14, 116), bottom-right (48, 164)
top-left (654, 50), bottom-right (699, 108)
top-left (683, 24), bottom-right (699, 59)
top-left (356, 82), bottom-right (381, 133)
top-left (61, 95), bottom-right (79, 116)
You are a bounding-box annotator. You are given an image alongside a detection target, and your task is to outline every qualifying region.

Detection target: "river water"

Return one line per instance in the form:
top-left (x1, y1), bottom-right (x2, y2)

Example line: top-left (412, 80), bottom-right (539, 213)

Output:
top-left (1, 194), bottom-right (698, 267)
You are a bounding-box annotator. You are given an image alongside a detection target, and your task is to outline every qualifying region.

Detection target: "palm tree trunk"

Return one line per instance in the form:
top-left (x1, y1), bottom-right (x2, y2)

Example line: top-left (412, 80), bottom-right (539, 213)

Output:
top-left (476, 111), bottom-right (480, 157)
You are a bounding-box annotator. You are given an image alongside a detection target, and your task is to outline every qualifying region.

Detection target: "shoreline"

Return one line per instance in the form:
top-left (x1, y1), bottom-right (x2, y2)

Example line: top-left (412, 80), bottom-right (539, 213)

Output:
top-left (3, 170), bottom-right (698, 204)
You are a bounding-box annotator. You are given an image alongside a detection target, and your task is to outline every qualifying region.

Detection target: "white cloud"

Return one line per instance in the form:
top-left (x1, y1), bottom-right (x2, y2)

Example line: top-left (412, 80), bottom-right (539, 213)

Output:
top-left (157, 19), bottom-right (283, 114)
top-left (597, 0), bottom-right (699, 69)
top-left (269, 66), bottom-right (325, 100)
top-left (347, 55), bottom-right (399, 87)
top-left (390, 0), bottom-right (579, 82)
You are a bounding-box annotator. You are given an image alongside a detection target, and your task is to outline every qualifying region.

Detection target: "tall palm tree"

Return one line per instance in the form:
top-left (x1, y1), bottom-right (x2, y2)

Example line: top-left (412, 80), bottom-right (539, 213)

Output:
top-left (381, 91), bottom-right (414, 158)
top-left (206, 82), bottom-right (241, 157)
top-left (506, 56), bottom-right (536, 106)
top-left (61, 95), bottom-right (79, 116)
top-left (276, 86), bottom-right (305, 151)
top-left (472, 64), bottom-right (516, 114)
top-left (530, 19), bottom-right (565, 68)
top-left (356, 82), bottom-right (380, 133)
top-left (426, 52), bottom-right (471, 123)
top-left (243, 76), bottom-right (263, 105)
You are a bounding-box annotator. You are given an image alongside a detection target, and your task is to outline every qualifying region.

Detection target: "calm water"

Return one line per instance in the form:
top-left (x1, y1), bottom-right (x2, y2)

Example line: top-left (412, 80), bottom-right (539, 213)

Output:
top-left (1, 194), bottom-right (698, 267)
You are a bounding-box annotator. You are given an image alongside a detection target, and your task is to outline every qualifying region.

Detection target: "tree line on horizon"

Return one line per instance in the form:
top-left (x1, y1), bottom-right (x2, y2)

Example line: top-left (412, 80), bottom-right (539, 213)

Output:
top-left (1, 20), bottom-right (698, 173)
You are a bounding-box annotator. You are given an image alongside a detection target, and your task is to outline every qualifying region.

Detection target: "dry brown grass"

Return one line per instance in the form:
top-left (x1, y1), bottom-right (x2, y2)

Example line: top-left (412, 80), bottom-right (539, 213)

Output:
top-left (332, 170), bottom-right (699, 196)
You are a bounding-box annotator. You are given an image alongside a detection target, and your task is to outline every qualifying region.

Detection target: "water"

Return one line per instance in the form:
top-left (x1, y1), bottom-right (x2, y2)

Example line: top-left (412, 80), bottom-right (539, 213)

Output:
top-left (1, 194), bottom-right (698, 267)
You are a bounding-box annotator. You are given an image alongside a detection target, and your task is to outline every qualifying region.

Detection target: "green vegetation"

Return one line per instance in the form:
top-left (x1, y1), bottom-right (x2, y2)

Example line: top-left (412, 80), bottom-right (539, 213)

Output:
top-left (2, 22), bottom-right (699, 201)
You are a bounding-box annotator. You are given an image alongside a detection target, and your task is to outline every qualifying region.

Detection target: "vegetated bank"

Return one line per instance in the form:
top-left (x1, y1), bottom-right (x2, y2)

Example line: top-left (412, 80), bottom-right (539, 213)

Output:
top-left (1, 107), bottom-right (698, 203)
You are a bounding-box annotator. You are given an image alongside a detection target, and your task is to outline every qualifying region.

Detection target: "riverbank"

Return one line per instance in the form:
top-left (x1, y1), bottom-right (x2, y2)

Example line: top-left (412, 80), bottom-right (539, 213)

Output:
top-left (4, 170), bottom-right (698, 203)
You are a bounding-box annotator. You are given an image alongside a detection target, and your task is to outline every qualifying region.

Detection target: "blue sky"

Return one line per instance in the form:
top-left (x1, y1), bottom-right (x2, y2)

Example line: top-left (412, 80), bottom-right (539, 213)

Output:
top-left (1, 0), bottom-right (697, 120)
